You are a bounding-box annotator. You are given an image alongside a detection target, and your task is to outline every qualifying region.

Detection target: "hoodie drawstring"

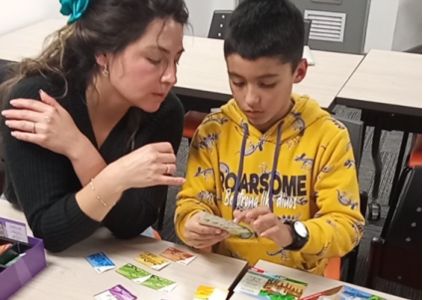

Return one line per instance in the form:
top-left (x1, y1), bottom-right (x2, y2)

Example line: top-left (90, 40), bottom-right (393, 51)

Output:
top-left (268, 122), bottom-right (283, 212)
top-left (232, 123), bottom-right (249, 210)
top-left (232, 122), bottom-right (284, 212)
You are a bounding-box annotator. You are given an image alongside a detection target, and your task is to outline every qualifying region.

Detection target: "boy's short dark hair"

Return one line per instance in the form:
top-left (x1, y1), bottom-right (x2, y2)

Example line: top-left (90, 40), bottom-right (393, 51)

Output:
top-left (224, 0), bottom-right (304, 70)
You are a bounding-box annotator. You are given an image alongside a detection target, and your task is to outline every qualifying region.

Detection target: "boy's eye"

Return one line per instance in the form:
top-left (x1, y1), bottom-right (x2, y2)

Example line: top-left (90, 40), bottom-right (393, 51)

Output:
top-left (232, 81), bottom-right (245, 87)
top-left (258, 82), bottom-right (277, 88)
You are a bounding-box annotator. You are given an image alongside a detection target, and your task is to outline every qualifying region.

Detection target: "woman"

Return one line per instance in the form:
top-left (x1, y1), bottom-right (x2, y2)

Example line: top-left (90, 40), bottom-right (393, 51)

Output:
top-left (0, 0), bottom-right (188, 252)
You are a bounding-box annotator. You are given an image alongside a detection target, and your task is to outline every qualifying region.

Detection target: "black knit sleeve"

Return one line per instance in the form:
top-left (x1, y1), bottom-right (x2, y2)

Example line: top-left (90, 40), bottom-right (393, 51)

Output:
top-left (102, 93), bottom-right (184, 238)
top-left (1, 77), bottom-right (100, 252)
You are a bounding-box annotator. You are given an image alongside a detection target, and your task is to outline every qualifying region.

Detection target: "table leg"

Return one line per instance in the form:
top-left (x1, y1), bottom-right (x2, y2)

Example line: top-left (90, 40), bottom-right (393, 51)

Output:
top-left (387, 132), bottom-right (409, 209)
top-left (369, 122), bottom-right (382, 220)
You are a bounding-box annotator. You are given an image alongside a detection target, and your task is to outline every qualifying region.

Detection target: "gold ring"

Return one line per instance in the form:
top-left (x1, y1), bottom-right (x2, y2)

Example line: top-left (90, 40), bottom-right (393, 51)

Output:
top-left (165, 165), bottom-right (170, 175)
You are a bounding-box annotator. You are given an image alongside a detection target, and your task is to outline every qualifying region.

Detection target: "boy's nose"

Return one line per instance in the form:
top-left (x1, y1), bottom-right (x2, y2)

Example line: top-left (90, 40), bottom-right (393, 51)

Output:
top-left (245, 87), bottom-right (260, 106)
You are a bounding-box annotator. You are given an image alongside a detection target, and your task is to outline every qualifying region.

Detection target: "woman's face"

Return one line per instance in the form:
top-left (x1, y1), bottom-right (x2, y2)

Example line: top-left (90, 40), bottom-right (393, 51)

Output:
top-left (106, 18), bottom-right (184, 112)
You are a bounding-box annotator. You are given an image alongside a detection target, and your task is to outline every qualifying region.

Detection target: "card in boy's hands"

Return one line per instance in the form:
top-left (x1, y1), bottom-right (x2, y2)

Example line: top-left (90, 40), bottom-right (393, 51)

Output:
top-left (198, 212), bottom-right (254, 238)
top-left (116, 263), bottom-right (151, 284)
top-left (141, 274), bottom-right (177, 292)
top-left (94, 284), bottom-right (137, 300)
top-left (86, 252), bottom-right (115, 273)
top-left (160, 247), bottom-right (196, 265)
top-left (136, 251), bottom-right (170, 270)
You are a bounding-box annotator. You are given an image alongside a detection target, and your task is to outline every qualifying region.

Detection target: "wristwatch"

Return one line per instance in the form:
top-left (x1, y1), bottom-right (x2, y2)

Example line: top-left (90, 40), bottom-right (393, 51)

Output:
top-left (285, 221), bottom-right (309, 250)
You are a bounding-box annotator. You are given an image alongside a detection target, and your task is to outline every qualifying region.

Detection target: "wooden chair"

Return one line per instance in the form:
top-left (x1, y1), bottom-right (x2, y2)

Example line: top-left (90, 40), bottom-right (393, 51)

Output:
top-left (366, 165), bottom-right (421, 289)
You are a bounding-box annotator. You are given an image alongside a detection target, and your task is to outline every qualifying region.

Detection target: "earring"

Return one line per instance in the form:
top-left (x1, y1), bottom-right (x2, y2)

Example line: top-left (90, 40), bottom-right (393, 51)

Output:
top-left (102, 65), bottom-right (109, 77)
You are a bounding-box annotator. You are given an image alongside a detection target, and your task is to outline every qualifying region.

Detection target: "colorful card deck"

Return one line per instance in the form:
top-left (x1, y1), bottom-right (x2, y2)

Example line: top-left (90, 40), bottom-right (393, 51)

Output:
top-left (160, 247), bottom-right (196, 265)
top-left (116, 263), bottom-right (151, 284)
top-left (194, 284), bottom-right (228, 300)
top-left (136, 251), bottom-right (170, 270)
top-left (198, 212), bottom-right (254, 238)
top-left (94, 284), bottom-right (137, 300)
top-left (234, 267), bottom-right (308, 300)
top-left (86, 252), bottom-right (115, 273)
top-left (141, 274), bottom-right (177, 292)
top-left (116, 263), bottom-right (177, 292)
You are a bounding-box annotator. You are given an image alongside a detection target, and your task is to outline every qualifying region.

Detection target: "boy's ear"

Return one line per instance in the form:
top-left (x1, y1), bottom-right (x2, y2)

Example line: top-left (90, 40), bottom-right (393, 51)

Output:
top-left (293, 59), bottom-right (308, 83)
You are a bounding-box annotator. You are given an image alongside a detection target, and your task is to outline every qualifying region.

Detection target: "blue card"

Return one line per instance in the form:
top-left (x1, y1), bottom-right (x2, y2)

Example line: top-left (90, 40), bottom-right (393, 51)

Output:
top-left (86, 252), bottom-right (115, 273)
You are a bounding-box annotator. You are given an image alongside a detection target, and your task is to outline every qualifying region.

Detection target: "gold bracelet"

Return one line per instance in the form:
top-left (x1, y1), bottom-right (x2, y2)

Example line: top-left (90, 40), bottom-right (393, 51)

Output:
top-left (89, 178), bottom-right (108, 207)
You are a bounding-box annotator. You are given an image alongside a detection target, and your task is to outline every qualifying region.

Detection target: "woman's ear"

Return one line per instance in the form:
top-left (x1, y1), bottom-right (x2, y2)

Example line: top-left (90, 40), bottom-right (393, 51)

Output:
top-left (293, 58), bottom-right (308, 83)
top-left (95, 53), bottom-right (108, 68)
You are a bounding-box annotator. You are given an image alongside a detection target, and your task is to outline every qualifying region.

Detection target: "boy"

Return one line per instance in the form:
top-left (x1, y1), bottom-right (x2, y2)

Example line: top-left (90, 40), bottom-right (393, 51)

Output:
top-left (175, 0), bottom-right (364, 275)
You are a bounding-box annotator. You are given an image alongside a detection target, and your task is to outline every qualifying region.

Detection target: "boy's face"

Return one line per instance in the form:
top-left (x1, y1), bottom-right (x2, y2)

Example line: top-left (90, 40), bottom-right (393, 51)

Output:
top-left (226, 54), bottom-right (307, 132)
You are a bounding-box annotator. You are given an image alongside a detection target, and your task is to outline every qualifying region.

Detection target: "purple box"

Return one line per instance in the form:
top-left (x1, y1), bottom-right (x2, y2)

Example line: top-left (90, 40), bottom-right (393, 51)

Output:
top-left (0, 236), bottom-right (46, 300)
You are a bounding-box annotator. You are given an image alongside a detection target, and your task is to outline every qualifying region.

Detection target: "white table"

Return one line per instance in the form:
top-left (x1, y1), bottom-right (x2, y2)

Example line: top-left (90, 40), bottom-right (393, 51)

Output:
top-left (177, 35), bottom-right (364, 109)
top-left (335, 49), bottom-right (422, 220)
top-left (337, 49), bottom-right (421, 117)
top-left (0, 200), bottom-right (247, 299)
top-left (230, 260), bottom-right (406, 300)
top-left (0, 18), bottom-right (67, 62)
top-left (0, 19), bottom-right (364, 110)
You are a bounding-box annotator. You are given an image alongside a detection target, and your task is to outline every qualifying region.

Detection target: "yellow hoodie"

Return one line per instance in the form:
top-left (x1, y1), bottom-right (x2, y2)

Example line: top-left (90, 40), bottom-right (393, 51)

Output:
top-left (175, 95), bottom-right (365, 275)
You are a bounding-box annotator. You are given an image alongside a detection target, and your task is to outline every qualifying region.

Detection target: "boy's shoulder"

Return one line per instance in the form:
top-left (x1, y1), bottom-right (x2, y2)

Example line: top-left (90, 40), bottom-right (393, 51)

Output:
top-left (197, 110), bottom-right (232, 132)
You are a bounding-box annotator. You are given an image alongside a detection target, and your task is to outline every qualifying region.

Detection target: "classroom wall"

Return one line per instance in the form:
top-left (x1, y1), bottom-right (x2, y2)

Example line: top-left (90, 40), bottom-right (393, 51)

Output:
top-left (0, 0), bottom-right (420, 53)
top-left (391, 0), bottom-right (422, 51)
top-left (0, 0), bottom-right (62, 36)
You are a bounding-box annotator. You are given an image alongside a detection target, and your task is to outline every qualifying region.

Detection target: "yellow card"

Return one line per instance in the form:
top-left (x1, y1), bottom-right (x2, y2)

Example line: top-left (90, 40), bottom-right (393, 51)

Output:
top-left (136, 251), bottom-right (170, 271)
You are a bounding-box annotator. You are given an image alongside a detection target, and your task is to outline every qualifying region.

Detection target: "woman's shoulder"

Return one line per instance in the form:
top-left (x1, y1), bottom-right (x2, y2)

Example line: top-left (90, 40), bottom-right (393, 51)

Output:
top-left (9, 74), bottom-right (66, 100)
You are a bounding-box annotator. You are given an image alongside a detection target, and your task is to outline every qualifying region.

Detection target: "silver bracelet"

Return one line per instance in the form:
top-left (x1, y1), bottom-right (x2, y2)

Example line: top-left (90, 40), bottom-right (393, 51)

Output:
top-left (89, 178), bottom-right (108, 207)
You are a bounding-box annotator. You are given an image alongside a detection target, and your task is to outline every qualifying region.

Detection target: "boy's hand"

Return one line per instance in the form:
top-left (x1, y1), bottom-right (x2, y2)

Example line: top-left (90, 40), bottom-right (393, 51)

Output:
top-left (233, 207), bottom-right (293, 248)
top-left (183, 212), bottom-right (230, 249)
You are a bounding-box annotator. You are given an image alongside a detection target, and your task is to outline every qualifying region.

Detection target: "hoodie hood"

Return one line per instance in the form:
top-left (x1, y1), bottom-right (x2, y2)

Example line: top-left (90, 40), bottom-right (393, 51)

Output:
top-left (220, 94), bottom-right (329, 143)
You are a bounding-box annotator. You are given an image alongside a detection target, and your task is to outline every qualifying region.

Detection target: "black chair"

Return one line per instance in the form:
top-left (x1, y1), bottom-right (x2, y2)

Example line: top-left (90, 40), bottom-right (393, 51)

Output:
top-left (366, 166), bottom-right (421, 290)
top-left (0, 59), bottom-right (16, 194)
top-left (207, 10), bottom-right (232, 39)
top-left (334, 116), bottom-right (368, 283)
top-left (304, 19), bottom-right (312, 46)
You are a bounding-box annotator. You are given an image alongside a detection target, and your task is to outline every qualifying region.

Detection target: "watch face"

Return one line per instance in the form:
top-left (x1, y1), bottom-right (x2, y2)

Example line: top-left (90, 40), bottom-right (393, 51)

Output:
top-left (294, 221), bottom-right (308, 238)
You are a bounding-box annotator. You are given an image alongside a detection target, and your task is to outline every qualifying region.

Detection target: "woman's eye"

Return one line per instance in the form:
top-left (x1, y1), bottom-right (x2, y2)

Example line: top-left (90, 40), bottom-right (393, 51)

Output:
top-left (147, 57), bottom-right (162, 65)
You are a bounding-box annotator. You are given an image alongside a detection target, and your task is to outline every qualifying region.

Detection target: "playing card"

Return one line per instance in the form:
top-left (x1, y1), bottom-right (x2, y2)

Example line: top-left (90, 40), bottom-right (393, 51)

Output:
top-left (194, 285), bottom-right (228, 300)
top-left (116, 263), bottom-right (152, 284)
top-left (160, 247), bottom-right (196, 265)
top-left (94, 284), bottom-right (137, 300)
top-left (136, 251), bottom-right (170, 270)
top-left (141, 274), bottom-right (177, 292)
top-left (86, 252), bottom-right (115, 273)
top-left (198, 212), bottom-right (254, 238)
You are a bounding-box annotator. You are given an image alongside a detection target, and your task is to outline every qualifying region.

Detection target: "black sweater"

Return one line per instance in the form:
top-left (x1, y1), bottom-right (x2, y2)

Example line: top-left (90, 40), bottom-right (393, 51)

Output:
top-left (1, 76), bottom-right (184, 252)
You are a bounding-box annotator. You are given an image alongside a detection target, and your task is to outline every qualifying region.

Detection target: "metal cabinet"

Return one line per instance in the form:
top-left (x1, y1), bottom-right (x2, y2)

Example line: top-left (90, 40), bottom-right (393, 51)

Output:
top-left (293, 0), bottom-right (371, 54)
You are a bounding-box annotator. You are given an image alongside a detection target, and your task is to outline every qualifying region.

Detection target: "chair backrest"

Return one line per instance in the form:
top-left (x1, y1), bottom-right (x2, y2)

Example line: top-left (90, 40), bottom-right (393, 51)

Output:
top-left (367, 166), bottom-right (422, 289)
top-left (334, 116), bottom-right (364, 171)
top-left (0, 59), bottom-right (15, 194)
top-left (304, 19), bottom-right (312, 46)
top-left (207, 10), bottom-right (232, 39)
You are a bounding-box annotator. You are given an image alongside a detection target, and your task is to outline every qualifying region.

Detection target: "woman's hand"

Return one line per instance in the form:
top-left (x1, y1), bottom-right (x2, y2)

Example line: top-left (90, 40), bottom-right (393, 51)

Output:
top-left (183, 212), bottom-right (230, 249)
top-left (233, 207), bottom-right (293, 248)
top-left (2, 89), bottom-right (85, 159)
top-left (113, 141), bottom-right (185, 190)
